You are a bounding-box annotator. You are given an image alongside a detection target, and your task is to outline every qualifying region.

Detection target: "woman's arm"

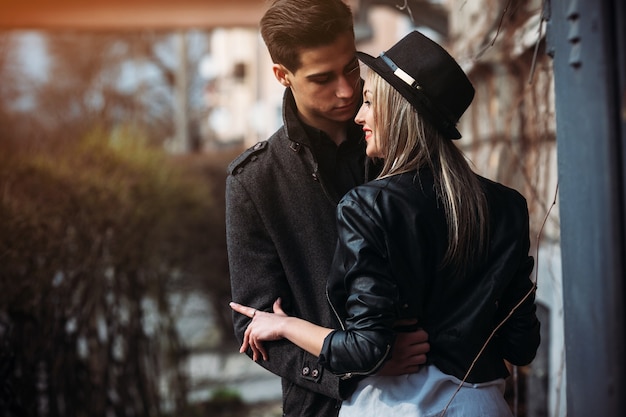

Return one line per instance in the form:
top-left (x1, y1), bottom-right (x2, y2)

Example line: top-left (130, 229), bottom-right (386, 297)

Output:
top-left (495, 254), bottom-right (541, 365)
top-left (230, 299), bottom-right (333, 361)
top-left (494, 199), bottom-right (541, 366)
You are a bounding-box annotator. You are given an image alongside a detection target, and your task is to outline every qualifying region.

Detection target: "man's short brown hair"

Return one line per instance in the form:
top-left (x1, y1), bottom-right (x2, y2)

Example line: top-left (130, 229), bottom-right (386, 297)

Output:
top-left (260, 0), bottom-right (355, 72)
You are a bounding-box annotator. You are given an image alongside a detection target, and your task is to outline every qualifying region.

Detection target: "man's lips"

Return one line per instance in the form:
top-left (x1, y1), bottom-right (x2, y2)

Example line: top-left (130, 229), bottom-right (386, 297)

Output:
top-left (335, 101), bottom-right (356, 112)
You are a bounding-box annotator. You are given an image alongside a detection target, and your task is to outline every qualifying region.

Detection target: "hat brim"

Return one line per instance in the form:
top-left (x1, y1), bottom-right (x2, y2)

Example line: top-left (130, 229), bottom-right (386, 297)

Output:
top-left (357, 51), bottom-right (462, 140)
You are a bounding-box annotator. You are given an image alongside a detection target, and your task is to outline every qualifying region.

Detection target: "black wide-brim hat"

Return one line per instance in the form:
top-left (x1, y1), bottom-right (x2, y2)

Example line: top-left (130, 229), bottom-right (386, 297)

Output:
top-left (356, 30), bottom-right (474, 139)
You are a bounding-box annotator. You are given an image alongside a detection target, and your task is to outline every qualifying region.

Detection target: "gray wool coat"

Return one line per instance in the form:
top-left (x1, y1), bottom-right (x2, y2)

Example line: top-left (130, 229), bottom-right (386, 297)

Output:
top-left (226, 89), bottom-right (373, 417)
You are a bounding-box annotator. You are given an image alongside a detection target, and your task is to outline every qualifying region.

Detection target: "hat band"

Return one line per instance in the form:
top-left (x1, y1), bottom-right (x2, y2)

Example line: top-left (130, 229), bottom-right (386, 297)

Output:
top-left (380, 52), bottom-right (421, 91)
top-left (379, 51), bottom-right (456, 132)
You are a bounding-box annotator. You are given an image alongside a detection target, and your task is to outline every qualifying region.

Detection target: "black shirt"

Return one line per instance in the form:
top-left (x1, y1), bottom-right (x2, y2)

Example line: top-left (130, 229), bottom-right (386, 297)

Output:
top-left (304, 122), bottom-right (366, 202)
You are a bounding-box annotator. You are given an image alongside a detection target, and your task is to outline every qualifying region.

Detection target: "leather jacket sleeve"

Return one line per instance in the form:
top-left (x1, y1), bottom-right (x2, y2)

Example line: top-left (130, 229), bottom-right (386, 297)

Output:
top-left (493, 210), bottom-right (541, 366)
top-left (319, 197), bottom-right (398, 377)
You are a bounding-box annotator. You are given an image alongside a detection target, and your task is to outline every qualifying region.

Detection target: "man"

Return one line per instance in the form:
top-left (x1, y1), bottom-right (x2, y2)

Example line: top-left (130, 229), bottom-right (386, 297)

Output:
top-left (226, 1), bottom-right (429, 415)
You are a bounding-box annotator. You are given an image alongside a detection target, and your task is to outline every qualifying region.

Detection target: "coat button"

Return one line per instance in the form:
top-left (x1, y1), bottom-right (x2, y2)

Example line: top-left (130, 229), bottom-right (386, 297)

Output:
top-left (312, 173), bottom-right (319, 182)
top-left (302, 366), bottom-right (310, 376)
top-left (311, 369), bottom-right (319, 378)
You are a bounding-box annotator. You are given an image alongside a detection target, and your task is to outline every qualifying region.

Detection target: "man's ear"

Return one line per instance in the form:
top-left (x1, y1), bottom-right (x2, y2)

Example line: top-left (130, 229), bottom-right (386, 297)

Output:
top-left (272, 64), bottom-right (291, 87)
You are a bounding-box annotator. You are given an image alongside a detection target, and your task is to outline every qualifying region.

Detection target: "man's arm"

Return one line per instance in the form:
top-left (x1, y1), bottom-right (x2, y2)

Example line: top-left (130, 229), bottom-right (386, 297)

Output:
top-left (226, 174), bottom-right (346, 399)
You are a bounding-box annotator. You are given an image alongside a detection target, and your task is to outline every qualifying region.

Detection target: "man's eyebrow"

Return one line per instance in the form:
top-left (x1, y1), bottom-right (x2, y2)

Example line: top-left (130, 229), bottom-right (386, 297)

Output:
top-left (305, 70), bottom-right (333, 80)
top-left (305, 58), bottom-right (359, 80)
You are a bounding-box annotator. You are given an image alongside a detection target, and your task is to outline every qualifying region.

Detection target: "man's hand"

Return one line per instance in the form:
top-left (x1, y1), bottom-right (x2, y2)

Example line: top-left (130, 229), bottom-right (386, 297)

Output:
top-left (377, 325), bottom-right (429, 376)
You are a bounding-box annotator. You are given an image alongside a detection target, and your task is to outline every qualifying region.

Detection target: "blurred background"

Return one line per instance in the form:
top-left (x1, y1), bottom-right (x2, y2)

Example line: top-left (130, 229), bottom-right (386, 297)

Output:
top-left (0, 0), bottom-right (624, 416)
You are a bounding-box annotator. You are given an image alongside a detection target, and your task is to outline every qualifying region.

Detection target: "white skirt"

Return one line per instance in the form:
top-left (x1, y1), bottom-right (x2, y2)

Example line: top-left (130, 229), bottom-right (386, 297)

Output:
top-left (339, 365), bottom-right (513, 417)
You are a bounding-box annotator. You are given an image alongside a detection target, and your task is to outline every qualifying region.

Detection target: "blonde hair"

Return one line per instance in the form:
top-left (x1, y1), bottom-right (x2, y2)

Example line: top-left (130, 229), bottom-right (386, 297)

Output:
top-left (368, 70), bottom-right (489, 273)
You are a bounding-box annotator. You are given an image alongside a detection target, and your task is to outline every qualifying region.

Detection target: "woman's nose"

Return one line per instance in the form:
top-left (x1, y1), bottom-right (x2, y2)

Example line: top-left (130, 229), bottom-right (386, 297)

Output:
top-left (354, 104), bottom-right (365, 124)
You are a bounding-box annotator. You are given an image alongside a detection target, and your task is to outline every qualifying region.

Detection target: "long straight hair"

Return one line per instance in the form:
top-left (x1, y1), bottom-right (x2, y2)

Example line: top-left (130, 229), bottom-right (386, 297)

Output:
top-left (368, 71), bottom-right (489, 273)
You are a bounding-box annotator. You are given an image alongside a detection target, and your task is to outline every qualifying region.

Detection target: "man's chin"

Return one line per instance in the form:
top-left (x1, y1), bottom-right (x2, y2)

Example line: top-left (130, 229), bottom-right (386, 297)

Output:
top-left (333, 106), bottom-right (358, 121)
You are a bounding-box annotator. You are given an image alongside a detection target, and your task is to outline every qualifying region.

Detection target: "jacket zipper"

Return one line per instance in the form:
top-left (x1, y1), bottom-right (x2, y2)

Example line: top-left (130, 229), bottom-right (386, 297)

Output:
top-left (326, 288), bottom-right (346, 331)
top-left (326, 288), bottom-right (392, 379)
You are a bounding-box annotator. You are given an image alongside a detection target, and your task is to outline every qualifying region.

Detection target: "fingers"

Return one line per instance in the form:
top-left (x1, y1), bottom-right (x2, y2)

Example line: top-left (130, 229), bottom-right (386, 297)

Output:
top-left (242, 329), bottom-right (265, 361)
top-left (244, 335), bottom-right (268, 362)
top-left (229, 301), bottom-right (257, 318)
top-left (394, 318), bottom-right (418, 326)
top-left (240, 337), bottom-right (250, 354)
top-left (250, 338), bottom-right (268, 361)
top-left (231, 299), bottom-right (285, 362)
top-left (409, 353), bottom-right (428, 366)
top-left (381, 327), bottom-right (430, 376)
top-left (411, 329), bottom-right (429, 345)
top-left (231, 299), bottom-right (286, 319)
top-left (250, 341), bottom-right (260, 362)
top-left (399, 364), bottom-right (422, 374)
top-left (398, 328), bottom-right (429, 345)
top-left (417, 353), bottom-right (427, 365)
top-left (395, 329), bottom-right (430, 355)
top-left (376, 353), bottom-right (427, 376)
top-left (272, 297), bottom-right (287, 316)
top-left (241, 324), bottom-right (252, 354)
top-left (240, 314), bottom-right (268, 362)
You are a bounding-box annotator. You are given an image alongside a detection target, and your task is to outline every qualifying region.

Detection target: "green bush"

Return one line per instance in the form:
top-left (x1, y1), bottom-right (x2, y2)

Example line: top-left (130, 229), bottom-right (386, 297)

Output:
top-left (0, 127), bottom-right (226, 416)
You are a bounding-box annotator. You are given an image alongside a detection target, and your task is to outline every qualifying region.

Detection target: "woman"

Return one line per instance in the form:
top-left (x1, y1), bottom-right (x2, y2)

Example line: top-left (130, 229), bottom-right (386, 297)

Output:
top-left (230, 31), bottom-right (540, 416)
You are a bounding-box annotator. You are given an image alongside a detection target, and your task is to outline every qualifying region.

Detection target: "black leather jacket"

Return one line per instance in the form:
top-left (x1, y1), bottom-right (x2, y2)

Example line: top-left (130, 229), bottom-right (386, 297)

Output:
top-left (319, 170), bottom-right (540, 383)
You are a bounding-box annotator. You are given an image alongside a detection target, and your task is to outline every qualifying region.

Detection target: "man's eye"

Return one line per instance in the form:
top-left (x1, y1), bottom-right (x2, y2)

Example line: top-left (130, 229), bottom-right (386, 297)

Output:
top-left (310, 77), bottom-right (331, 84)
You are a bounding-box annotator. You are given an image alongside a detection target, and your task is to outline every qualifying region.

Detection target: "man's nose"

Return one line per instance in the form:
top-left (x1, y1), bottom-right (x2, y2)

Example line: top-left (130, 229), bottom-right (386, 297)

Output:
top-left (336, 75), bottom-right (355, 98)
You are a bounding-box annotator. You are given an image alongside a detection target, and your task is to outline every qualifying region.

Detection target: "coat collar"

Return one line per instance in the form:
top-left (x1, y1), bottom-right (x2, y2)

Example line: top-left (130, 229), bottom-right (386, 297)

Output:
top-left (282, 88), bottom-right (314, 148)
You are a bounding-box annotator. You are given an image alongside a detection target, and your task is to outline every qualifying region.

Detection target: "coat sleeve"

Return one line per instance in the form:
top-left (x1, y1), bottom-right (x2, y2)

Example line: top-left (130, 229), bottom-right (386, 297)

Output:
top-left (226, 174), bottom-right (348, 400)
top-left (319, 197), bottom-right (398, 377)
top-left (493, 202), bottom-right (541, 366)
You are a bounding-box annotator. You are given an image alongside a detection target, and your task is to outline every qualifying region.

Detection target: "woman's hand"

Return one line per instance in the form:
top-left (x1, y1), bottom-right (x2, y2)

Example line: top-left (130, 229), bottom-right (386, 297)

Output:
top-left (229, 298), bottom-right (288, 361)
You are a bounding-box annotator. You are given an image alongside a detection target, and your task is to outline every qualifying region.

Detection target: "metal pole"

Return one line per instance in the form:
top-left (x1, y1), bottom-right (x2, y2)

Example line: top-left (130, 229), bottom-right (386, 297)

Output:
top-left (547, 0), bottom-right (626, 415)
